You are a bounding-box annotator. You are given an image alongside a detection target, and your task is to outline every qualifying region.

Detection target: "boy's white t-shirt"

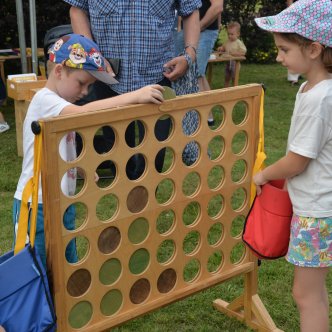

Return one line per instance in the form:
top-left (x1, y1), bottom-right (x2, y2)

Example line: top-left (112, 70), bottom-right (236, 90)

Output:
top-left (287, 79), bottom-right (332, 217)
top-left (14, 87), bottom-right (75, 204)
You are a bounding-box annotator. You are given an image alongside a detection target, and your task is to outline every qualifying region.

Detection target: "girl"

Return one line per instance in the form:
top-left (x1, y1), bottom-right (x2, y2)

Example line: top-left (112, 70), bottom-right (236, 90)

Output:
top-left (254, 1), bottom-right (332, 331)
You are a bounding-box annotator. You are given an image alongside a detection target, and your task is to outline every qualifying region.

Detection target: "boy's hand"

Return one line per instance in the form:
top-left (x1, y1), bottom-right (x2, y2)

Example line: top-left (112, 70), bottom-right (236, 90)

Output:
top-left (136, 85), bottom-right (165, 104)
top-left (253, 171), bottom-right (268, 195)
top-left (217, 46), bottom-right (225, 53)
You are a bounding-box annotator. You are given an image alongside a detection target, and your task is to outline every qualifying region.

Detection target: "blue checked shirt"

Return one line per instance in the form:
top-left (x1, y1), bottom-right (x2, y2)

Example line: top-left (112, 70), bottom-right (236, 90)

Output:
top-left (63, 0), bottom-right (201, 94)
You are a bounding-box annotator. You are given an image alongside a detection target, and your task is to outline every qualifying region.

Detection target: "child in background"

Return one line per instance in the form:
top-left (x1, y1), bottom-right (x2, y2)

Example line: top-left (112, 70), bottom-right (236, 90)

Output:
top-left (254, 1), bottom-right (332, 331)
top-left (13, 34), bottom-right (164, 267)
top-left (217, 21), bottom-right (247, 87)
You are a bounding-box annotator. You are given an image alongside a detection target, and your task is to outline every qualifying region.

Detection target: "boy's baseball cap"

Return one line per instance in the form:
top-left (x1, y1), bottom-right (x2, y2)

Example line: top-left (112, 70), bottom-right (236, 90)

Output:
top-left (255, 0), bottom-right (332, 48)
top-left (48, 33), bottom-right (118, 84)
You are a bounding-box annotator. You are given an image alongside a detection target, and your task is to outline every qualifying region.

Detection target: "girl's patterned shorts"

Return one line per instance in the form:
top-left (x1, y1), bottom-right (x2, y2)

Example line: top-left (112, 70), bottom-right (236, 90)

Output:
top-left (286, 214), bottom-right (332, 267)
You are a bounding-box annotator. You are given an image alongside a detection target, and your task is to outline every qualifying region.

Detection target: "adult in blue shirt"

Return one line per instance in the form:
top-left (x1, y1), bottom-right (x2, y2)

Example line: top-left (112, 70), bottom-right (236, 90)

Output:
top-left (63, 0), bottom-right (201, 177)
top-left (176, 0), bottom-right (223, 91)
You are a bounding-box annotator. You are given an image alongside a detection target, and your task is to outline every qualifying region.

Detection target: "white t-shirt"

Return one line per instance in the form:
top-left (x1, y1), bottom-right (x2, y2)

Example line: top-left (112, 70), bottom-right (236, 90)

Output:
top-left (14, 88), bottom-right (74, 203)
top-left (287, 79), bottom-right (332, 217)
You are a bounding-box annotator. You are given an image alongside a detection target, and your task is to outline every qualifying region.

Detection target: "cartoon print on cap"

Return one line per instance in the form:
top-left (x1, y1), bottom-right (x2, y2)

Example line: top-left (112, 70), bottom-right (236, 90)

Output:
top-left (64, 43), bottom-right (87, 69)
top-left (48, 35), bottom-right (70, 62)
top-left (88, 48), bottom-right (103, 70)
top-left (47, 33), bottom-right (119, 84)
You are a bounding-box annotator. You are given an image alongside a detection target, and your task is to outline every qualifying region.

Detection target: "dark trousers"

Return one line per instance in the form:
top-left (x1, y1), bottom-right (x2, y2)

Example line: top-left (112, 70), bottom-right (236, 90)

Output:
top-left (77, 78), bottom-right (171, 179)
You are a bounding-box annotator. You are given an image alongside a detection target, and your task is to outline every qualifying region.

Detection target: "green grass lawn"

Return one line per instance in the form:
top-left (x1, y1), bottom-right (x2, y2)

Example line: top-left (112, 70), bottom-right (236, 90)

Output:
top-left (0, 63), bottom-right (331, 331)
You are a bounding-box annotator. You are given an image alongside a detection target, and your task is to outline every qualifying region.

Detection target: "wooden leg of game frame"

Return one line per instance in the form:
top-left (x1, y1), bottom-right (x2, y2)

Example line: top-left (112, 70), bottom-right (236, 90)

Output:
top-left (213, 263), bottom-right (283, 332)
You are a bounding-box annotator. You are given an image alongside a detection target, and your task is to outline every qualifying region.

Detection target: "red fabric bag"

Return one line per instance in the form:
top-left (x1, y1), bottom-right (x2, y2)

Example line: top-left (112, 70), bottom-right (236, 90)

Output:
top-left (242, 179), bottom-right (293, 259)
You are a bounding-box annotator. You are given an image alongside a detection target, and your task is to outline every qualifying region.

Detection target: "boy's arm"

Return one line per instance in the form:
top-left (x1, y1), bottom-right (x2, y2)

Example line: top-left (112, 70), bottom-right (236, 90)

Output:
top-left (254, 151), bottom-right (311, 194)
top-left (217, 45), bottom-right (226, 52)
top-left (60, 85), bottom-right (164, 115)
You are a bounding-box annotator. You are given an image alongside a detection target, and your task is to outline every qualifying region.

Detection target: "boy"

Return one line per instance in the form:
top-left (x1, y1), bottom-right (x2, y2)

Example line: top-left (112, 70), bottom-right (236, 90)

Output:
top-left (217, 21), bottom-right (247, 87)
top-left (13, 34), bottom-right (165, 266)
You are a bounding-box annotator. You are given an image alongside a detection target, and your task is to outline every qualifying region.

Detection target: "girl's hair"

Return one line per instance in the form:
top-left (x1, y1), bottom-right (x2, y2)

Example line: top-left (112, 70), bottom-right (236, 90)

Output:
top-left (276, 32), bottom-right (332, 73)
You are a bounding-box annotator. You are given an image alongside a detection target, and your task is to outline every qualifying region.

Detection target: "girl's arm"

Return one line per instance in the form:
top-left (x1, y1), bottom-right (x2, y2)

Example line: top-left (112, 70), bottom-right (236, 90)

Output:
top-left (254, 151), bottom-right (311, 194)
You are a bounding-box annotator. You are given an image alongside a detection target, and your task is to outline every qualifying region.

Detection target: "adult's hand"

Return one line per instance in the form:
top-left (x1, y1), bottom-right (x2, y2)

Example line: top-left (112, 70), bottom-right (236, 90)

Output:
top-left (163, 55), bottom-right (189, 81)
top-left (104, 58), bottom-right (116, 77)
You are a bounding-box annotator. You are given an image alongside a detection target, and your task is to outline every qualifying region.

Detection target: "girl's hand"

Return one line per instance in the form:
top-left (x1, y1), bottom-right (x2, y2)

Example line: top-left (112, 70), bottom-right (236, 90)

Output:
top-left (136, 85), bottom-right (165, 104)
top-left (253, 171), bottom-right (267, 195)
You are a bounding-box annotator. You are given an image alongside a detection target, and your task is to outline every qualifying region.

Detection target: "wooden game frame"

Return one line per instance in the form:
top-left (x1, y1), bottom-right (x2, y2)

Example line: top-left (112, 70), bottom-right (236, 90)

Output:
top-left (40, 84), bottom-right (282, 331)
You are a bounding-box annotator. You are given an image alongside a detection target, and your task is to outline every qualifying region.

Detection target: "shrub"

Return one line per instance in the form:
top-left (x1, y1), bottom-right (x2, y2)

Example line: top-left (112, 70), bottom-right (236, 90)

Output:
top-left (0, 0), bottom-right (70, 48)
top-left (222, 0), bottom-right (287, 63)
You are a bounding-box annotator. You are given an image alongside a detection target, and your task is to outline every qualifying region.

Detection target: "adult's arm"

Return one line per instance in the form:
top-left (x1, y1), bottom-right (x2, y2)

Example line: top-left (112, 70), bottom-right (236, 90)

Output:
top-left (69, 6), bottom-right (93, 40)
top-left (182, 10), bottom-right (200, 61)
top-left (200, 0), bottom-right (224, 32)
top-left (163, 10), bottom-right (200, 81)
top-left (69, 6), bottom-right (114, 74)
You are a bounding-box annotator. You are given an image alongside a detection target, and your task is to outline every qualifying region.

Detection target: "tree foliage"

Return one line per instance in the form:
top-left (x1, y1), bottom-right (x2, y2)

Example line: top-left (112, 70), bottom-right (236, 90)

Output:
top-left (0, 0), bottom-right (70, 48)
top-left (222, 0), bottom-right (288, 63)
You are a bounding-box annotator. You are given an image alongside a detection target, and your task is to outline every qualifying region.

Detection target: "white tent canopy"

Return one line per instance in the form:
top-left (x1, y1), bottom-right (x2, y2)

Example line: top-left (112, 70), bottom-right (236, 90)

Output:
top-left (16, 0), bottom-right (38, 74)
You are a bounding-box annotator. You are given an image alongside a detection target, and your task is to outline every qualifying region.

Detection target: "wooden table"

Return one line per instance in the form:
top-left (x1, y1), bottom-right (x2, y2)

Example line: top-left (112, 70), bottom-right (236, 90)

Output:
top-left (207, 52), bottom-right (246, 87)
top-left (7, 78), bottom-right (46, 156)
top-left (0, 48), bottom-right (44, 84)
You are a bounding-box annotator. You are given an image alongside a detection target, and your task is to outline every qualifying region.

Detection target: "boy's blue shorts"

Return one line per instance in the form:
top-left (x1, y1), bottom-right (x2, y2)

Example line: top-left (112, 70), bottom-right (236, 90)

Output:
top-left (13, 198), bottom-right (78, 267)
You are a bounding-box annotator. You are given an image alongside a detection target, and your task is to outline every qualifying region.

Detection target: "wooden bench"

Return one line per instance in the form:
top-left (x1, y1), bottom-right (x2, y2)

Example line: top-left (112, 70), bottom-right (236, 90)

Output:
top-left (7, 78), bottom-right (46, 156)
